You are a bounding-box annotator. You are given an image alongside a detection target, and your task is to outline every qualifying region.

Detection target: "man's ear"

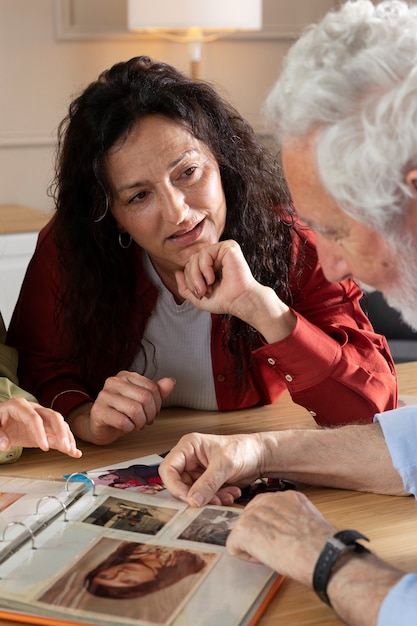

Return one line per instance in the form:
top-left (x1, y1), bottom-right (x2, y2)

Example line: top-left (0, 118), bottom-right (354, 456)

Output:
top-left (405, 168), bottom-right (417, 194)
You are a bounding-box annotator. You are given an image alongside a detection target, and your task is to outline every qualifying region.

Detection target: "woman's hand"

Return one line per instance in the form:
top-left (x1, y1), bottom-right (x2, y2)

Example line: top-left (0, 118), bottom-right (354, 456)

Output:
top-left (68, 371), bottom-right (176, 445)
top-left (0, 398), bottom-right (82, 458)
top-left (176, 241), bottom-right (296, 342)
top-left (159, 432), bottom-right (265, 506)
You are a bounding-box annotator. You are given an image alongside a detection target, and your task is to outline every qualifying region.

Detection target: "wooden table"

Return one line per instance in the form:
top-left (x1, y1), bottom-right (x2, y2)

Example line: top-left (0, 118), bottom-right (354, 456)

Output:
top-left (0, 204), bottom-right (51, 234)
top-left (1, 361), bottom-right (417, 625)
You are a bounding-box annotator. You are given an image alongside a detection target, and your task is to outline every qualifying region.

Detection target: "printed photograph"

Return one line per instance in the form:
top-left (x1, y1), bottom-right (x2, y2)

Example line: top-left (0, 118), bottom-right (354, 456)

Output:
top-left (177, 508), bottom-right (240, 546)
top-left (0, 491), bottom-right (24, 513)
top-left (37, 537), bottom-right (218, 625)
top-left (82, 496), bottom-right (178, 535)
top-left (91, 463), bottom-right (165, 494)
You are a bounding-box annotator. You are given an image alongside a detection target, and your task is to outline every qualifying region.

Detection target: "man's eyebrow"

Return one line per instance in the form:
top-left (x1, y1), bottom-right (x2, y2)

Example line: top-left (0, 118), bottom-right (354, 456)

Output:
top-left (299, 218), bottom-right (338, 236)
top-left (297, 216), bottom-right (319, 231)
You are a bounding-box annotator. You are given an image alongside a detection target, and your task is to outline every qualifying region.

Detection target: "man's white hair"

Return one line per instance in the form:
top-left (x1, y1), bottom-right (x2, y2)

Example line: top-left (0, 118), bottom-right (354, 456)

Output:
top-left (265, 0), bottom-right (417, 235)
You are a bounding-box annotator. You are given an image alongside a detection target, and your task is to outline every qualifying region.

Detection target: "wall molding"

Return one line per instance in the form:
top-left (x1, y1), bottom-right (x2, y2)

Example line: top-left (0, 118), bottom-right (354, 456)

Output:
top-left (0, 132), bottom-right (55, 149)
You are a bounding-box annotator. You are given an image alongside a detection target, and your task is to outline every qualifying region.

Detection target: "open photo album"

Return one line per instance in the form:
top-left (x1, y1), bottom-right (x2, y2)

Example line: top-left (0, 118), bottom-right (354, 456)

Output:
top-left (0, 473), bottom-right (284, 626)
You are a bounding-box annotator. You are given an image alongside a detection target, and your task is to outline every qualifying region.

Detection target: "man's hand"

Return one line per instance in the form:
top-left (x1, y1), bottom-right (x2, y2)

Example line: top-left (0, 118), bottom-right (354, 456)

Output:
top-left (159, 432), bottom-right (265, 506)
top-left (227, 490), bottom-right (337, 587)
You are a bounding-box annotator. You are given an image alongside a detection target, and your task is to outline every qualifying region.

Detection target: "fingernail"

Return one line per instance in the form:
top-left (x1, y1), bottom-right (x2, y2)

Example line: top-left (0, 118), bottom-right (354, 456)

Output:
top-left (190, 492), bottom-right (204, 507)
top-left (0, 437), bottom-right (9, 450)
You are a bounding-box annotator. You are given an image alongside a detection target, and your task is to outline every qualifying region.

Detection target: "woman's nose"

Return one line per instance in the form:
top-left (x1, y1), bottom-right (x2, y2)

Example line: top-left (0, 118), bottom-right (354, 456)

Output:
top-left (159, 186), bottom-right (188, 224)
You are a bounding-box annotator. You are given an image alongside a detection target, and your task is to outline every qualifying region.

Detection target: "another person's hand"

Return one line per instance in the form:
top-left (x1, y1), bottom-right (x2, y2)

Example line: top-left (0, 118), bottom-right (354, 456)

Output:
top-left (0, 398), bottom-right (82, 458)
top-left (227, 490), bottom-right (337, 587)
top-left (159, 432), bottom-right (263, 506)
top-left (175, 240), bottom-right (296, 342)
top-left (68, 371), bottom-right (176, 445)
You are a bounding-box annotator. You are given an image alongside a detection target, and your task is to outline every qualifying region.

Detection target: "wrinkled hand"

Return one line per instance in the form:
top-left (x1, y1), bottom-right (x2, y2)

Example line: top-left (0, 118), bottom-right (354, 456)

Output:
top-left (69, 371), bottom-right (176, 445)
top-left (227, 491), bottom-right (337, 587)
top-left (0, 398), bottom-right (82, 458)
top-left (159, 432), bottom-right (264, 506)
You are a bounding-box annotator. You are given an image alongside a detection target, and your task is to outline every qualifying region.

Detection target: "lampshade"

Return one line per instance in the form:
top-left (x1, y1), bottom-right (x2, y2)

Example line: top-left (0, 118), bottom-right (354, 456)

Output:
top-left (127, 0), bottom-right (262, 79)
top-left (127, 0), bottom-right (262, 33)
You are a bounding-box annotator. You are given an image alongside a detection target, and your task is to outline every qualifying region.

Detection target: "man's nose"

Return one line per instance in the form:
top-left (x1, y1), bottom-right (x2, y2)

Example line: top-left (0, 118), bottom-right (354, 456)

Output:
top-left (315, 234), bottom-right (352, 283)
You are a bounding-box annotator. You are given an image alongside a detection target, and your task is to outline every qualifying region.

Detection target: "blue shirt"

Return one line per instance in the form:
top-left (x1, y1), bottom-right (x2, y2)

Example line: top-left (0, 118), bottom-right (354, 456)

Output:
top-left (374, 406), bottom-right (417, 625)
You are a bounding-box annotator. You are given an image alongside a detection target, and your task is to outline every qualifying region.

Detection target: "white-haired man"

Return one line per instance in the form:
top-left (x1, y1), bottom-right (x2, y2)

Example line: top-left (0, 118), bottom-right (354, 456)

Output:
top-left (159, 2), bottom-right (417, 624)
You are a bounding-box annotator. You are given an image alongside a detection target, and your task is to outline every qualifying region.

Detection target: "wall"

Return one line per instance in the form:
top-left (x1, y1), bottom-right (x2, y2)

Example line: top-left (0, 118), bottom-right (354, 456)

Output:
top-left (0, 0), bottom-right (336, 212)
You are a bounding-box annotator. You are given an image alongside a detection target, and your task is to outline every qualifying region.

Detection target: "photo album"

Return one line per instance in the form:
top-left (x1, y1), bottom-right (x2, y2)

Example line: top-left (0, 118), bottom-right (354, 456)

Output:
top-left (0, 460), bottom-right (284, 626)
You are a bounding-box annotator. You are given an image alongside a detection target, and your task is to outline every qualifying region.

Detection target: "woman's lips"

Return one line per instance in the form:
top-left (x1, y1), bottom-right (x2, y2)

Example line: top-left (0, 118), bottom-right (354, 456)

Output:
top-left (168, 220), bottom-right (204, 245)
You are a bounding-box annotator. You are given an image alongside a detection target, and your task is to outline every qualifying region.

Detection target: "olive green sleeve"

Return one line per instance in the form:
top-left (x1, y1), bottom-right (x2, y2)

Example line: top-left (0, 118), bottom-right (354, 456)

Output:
top-left (0, 313), bottom-right (34, 463)
top-left (0, 314), bottom-right (36, 401)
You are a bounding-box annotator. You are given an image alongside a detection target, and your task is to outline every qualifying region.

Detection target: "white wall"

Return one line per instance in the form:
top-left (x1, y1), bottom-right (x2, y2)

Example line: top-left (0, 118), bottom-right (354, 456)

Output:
top-left (0, 0), bottom-right (336, 212)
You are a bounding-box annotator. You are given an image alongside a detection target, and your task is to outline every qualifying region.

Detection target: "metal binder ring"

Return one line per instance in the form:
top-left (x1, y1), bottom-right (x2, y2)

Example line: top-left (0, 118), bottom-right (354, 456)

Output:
top-left (2, 522), bottom-right (36, 549)
top-left (65, 472), bottom-right (96, 496)
top-left (35, 495), bottom-right (68, 522)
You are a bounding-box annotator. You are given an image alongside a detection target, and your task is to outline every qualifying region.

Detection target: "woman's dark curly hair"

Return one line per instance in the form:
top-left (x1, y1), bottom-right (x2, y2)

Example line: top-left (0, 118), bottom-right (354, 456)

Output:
top-left (51, 56), bottom-right (295, 386)
top-left (85, 542), bottom-right (206, 599)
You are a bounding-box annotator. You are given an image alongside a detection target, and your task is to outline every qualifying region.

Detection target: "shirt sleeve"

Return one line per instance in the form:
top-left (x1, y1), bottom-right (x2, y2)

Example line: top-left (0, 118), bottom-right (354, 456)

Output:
top-left (378, 574), bottom-right (417, 626)
top-left (6, 220), bottom-right (94, 416)
top-left (374, 406), bottom-right (417, 497)
top-left (251, 226), bottom-right (397, 427)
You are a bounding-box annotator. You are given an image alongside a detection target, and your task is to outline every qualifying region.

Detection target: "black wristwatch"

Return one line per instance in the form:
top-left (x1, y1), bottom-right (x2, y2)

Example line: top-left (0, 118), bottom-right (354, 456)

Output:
top-left (313, 529), bottom-right (371, 606)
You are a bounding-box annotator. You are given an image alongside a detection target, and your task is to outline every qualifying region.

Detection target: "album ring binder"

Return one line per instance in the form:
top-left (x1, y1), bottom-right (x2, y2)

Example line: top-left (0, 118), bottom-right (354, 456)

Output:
top-left (0, 474), bottom-right (283, 626)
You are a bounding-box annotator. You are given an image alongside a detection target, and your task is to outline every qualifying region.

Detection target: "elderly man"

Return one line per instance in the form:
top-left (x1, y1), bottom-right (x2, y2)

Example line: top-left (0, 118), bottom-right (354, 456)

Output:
top-left (159, 1), bottom-right (417, 624)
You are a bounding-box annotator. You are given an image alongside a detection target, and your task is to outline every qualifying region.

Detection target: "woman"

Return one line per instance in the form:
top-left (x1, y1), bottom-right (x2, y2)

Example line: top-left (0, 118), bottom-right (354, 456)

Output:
top-left (7, 56), bottom-right (396, 445)
top-left (85, 542), bottom-right (206, 599)
top-left (0, 312), bottom-right (81, 462)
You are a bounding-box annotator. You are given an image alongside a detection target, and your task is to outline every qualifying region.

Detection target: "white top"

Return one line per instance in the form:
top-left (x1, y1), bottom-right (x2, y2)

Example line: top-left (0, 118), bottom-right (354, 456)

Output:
top-left (130, 253), bottom-right (218, 410)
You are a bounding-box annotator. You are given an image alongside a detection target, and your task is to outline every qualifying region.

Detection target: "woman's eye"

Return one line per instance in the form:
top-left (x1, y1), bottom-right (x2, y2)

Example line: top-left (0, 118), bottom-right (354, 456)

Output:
top-left (129, 190), bottom-right (147, 204)
top-left (183, 166), bottom-right (197, 178)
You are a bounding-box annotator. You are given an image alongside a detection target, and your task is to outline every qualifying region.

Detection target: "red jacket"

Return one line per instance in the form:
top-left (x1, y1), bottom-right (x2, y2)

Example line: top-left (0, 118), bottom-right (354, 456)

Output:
top-left (7, 220), bottom-right (397, 427)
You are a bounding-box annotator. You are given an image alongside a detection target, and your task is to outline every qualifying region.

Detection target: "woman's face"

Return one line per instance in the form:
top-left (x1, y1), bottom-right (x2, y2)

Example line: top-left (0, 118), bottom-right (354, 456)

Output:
top-left (106, 114), bottom-right (227, 292)
top-left (93, 561), bottom-right (157, 589)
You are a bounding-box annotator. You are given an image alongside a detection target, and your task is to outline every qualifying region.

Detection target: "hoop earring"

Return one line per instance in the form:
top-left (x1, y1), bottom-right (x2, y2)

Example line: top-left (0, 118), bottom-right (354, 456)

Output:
top-left (94, 198), bottom-right (109, 223)
top-left (118, 232), bottom-right (132, 249)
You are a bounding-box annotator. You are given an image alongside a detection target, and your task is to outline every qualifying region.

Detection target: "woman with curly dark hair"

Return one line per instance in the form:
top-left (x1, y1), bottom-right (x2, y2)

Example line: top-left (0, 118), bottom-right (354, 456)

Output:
top-left (85, 542), bottom-right (206, 600)
top-left (7, 56), bottom-right (396, 445)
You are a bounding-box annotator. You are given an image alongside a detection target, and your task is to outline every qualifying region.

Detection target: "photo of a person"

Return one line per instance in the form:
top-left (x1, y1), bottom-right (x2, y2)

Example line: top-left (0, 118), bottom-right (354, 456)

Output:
top-left (85, 542), bottom-right (207, 599)
top-left (95, 463), bottom-right (164, 494)
top-left (38, 536), bottom-right (217, 625)
top-left (178, 509), bottom-right (239, 546)
top-left (82, 497), bottom-right (177, 535)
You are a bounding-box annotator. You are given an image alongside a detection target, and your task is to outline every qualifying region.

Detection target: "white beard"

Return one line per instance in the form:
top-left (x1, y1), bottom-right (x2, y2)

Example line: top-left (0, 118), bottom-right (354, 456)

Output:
top-left (380, 232), bottom-right (417, 332)
top-left (355, 230), bottom-right (417, 332)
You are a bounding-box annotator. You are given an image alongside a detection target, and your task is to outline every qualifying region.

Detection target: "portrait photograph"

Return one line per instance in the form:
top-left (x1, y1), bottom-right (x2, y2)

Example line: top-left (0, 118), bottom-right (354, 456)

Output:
top-left (37, 536), bottom-right (218, 625)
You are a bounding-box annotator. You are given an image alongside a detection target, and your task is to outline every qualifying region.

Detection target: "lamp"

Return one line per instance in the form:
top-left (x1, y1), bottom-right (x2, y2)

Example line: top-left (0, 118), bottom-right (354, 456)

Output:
top-left (127, 0), bottom-right (262, 79)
